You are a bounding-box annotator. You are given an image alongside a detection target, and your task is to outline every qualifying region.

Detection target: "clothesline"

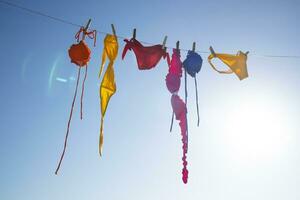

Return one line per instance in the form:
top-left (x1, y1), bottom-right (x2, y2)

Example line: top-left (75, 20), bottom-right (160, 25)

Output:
top-left (1, 0), bottom-right (300, 58)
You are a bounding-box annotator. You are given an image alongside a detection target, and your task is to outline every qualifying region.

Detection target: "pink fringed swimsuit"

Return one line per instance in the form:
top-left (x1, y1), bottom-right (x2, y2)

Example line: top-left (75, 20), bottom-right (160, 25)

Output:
top-left (165, 49), bottom-right (188, 183)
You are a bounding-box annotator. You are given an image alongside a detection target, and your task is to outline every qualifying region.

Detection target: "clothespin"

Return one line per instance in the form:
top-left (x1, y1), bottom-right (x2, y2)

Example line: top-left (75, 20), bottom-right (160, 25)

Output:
top-left (209, 46), bottom-right (216, 57)
top-left (176, 41), bottom-right (180, 50)
top-left (245, 51), bottom-right (249, 55)
top-left (162, 36), bottom-right (168, 50)
top-left (133, 28), bottom-right (136, 39)
top-left (84, 19), bottom-right (91, 31)
top-left (82, 19), bottom-right (92, 40)
top-left (111, 24), bottom-right (116, 36)
top-left (192, 42), bottom-right (196, 52)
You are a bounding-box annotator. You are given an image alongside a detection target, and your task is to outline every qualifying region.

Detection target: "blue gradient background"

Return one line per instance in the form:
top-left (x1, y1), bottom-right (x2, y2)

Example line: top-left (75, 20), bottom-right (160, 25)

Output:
top-left (0, 0), bottom-right (299, 199)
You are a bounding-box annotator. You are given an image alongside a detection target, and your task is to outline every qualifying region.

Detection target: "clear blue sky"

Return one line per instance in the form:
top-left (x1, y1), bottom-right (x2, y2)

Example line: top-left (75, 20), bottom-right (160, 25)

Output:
top-left (0, 0), bottom-right (299, 199)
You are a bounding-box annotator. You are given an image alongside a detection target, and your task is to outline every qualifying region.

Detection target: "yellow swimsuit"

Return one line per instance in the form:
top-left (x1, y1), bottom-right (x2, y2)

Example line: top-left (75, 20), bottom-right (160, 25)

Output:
top-left (208, 50), bottom-right (249, 80)
top-left (99, 34), bottom-right (118, 156)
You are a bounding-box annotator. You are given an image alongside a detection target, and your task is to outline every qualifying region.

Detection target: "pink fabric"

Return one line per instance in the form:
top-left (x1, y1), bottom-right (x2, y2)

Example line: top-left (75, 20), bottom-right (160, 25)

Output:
top-left (122, 38), bottom-right (170, 70)
top-left (166, 49), bottom-right (188, 184)
top-left (171, 94), bottom-right (188, 184)
top-left (166, 49), bottom-right (182, 93)
top-left (166, 73), bottom-right (180, 93)
top-left (168, 49), bottom-right (183, 76)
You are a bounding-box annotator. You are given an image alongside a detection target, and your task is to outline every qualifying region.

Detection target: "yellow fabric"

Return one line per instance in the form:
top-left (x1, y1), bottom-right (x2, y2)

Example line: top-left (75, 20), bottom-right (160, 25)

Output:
top-left (99, 34), bottom-right (119, 77)
top-left (208, 51), bottom-right (249, 80)
top-left (99, 34), bottom-right (118, 156)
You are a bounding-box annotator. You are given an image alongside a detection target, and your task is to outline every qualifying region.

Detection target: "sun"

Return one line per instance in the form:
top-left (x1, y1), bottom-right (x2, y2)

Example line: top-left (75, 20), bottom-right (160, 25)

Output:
top-left (223, 95), bottom-right (290, 165)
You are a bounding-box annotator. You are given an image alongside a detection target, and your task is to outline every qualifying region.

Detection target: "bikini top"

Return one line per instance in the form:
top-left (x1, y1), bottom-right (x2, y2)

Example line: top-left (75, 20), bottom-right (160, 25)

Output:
top-left (166, 49), bottom-right (182, 93)
top-left (183, 50), bottom-right (203, 77)
top-left (182, 51), bottom-right (203, 126)
top-left (122, 38), bottom-right (170, 70)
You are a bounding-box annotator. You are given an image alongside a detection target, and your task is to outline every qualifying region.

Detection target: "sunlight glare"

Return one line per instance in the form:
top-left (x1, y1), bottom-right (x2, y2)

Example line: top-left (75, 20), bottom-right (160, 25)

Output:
top-left (224, 97), bottom-right (289, 164)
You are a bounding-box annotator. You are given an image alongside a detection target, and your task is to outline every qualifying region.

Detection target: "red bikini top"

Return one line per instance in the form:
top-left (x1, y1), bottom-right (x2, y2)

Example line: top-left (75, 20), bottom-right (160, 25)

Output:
top-left (122, 38), bottom-right (170, 70)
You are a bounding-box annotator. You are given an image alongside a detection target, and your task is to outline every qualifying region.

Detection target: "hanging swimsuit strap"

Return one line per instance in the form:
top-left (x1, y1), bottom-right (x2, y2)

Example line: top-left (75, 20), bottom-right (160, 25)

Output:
top-left (164, 51), bottom-right (171, 66)
top-left (80, 65), bottom-right (88, 120)
top-left (122, 38), bottom-right (141, 59)
top-left (194, 75), bottom-right (200, 126)
top-left (75, 26), bottom-right (97, 46)
top-left (55, 67), bottom-right (81, 175)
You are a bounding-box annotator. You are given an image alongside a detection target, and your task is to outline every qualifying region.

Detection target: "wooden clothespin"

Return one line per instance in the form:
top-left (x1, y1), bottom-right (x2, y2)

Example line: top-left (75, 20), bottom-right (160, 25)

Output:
top-left (162, 36), bottom-right (168, 50)
top-left (176, 41), bottom-right (180, 50)
top-left (111, 24), bottom-right (116, 36)
top-left (82, 19), bottom-right (92, 40)
top-left (192, 42), bottom-right (196, 52)
top-left (84, 19), bottom-right (92, 31)
top-left (133, 28), bottom-right (136, 39)
top-left (209, 46), bottom-right (216, 57)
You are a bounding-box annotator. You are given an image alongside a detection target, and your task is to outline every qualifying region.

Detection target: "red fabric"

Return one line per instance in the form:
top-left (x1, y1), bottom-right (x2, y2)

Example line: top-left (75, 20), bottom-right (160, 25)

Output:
top-left (68, 41), bottom-right (91, 67)
top-left (68, 26), bottom-right (96, 67)
top-left (122, 38), bottom-right (170, 70)
top-left (75, 27), bottom-right (97, 47)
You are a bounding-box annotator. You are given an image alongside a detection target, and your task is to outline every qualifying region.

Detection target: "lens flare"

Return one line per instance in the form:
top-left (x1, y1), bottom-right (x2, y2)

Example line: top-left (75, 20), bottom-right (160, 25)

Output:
top-left (21, 54), bottom-right (33, 82)
top-left (48, 54), bottom-right (62, 92)
top-left (56, 77), bottom-right (68, 83)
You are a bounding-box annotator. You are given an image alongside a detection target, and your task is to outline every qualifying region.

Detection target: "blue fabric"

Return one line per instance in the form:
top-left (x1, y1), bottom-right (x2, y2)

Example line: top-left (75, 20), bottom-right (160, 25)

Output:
top-left (183, 51), bottom-right (203, 77)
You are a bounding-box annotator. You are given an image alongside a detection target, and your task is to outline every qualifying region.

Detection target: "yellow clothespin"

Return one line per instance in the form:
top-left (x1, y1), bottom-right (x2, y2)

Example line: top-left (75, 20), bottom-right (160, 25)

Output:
top-left (111, 24), bottom-right (116, 36)
top-left (209, 46), bottom-right (216, 57)
top-left (192, 42), bottom-right (196, 52)
top-left (133, 28), bottom-right (136, 39)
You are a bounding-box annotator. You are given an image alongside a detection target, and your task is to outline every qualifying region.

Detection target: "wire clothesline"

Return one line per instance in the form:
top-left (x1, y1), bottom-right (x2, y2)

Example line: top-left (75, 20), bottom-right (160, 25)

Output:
top-left (1, 0), bottom-right (300, 58)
